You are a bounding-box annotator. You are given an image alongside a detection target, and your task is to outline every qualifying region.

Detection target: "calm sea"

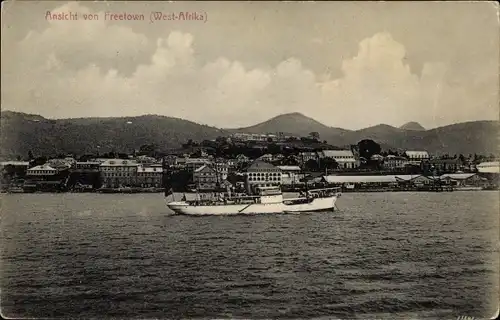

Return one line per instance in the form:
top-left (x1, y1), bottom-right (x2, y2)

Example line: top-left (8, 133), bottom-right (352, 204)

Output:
top-left (1, 192), bottom-right (498, 319)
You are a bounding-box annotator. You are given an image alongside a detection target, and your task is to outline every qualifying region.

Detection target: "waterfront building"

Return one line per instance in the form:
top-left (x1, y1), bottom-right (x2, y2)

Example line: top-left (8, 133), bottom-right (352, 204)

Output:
top-left (193, 165), bottom-right (218, 190)
top-left (136, 166), bottom-right (163, 188)
top-left (245, 160), bottom-right (282, 194)
top-left (439, 173), bottom-right (487, 187)
top-left (24, 164), bottom-right (67, 191)
top-left (322, 174), bottom-right (433, 189)
top-left (99, 159), bottom-right (139, 188)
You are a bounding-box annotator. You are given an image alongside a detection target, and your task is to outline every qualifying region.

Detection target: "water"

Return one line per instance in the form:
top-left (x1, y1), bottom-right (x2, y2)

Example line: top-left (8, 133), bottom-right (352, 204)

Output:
top-left (1, 192), bottom-right (498, 319)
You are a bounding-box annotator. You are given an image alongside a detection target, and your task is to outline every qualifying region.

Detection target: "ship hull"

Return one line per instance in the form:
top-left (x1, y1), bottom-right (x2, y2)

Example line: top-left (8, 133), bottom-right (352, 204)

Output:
top-left (283, 196), bottom-right (338, 213)
top-left (167, 195), bottom-right (338, 215)
top-left (167, 201), bottom-right (285, 215)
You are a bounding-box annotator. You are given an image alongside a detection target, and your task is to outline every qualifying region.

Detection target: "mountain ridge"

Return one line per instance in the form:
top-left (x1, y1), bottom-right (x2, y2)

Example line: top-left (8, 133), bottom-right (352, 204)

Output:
top-left (0, 110), bottom-right (497, 158)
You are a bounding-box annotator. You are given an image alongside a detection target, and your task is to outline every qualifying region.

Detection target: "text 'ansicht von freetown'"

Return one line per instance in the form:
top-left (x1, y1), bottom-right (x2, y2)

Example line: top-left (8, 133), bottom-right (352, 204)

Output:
top-left (45, 11), bottom-right (208, 23)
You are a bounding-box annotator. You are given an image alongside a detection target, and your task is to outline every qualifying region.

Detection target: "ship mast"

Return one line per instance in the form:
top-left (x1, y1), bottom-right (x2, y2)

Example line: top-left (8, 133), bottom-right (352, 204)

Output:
top-left (162, 157), bottom-right (175, 201)
top-left (214, 159), bottom-right (220, 191)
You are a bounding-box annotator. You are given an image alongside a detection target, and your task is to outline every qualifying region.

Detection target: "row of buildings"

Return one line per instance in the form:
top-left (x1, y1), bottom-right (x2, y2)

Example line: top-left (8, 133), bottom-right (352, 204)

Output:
top-left (1, 157), bottom-right (165, 190)
top-left (298, 149), bottom-right (486, 173)
top-left (1, 146), bottom-right (498, 193)
top-left (0, 155), bottom-right (303, 193)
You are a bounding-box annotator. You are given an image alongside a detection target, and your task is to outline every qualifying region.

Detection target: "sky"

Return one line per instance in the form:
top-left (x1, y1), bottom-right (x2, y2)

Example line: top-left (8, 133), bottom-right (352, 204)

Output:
top-left (1, 1), bottom-right (498, 130)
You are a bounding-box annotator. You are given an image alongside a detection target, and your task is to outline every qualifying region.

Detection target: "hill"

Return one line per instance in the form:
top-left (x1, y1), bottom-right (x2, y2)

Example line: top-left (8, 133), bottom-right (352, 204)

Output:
top-left (0, 110), bottom-right (497, 159)
top-left (229, 112), bottom-right (350, 137)
top-left (232, 113), bottom-right (498, 156)
top-left (0, 111), bottom-right (227, 159)
top-left (228, 112), bottom-right (353, 147)
top-left (400, 122), bottom-right (426, 131)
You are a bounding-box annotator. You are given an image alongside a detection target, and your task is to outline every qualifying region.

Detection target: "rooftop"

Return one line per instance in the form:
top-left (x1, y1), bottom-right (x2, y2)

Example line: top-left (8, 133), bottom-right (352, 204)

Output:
top-left (277, 165), bottom-right (301, 171)
top-left (440, 173), bottom-right (478, 180)
top-left (100, 159), bottom-right (139, 166)
top-left (194, 165), bottom-right (215, 173)
top-left (28, 164), bottom-right (57, 171)
top-left (323, 174), bottom-right (425, 184)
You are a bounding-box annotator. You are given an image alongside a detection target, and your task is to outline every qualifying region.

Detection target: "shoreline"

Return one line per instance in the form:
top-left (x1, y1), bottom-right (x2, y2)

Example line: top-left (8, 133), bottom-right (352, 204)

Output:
top-left (2, 188), bottom-right (497, 195)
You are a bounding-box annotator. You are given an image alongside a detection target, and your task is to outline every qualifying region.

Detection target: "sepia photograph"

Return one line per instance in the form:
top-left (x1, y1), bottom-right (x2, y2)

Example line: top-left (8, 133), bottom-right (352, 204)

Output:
top-left (1, 1), bottom-right (499, 319)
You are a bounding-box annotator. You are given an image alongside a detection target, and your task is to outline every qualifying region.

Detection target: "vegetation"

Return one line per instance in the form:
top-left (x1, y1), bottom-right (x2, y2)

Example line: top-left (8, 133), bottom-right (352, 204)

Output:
top-left (357, 139), bottom-right (382, 160)
top-left (1, 110), bottom-right (498, 161)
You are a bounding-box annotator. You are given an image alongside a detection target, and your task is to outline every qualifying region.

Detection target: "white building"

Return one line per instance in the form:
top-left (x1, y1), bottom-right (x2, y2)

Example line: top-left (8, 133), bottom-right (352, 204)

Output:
top-left (245, 160), bottom-right (282, 194)
top-left (319, 150), bottom-right (359, 169)
top-left (404, 151), bottom-right (429, 165)
top-left (27, 164), bottom-right (58, 176)
top-left (476, 161), bottom-right (499, 173)
top-left (277, 165), bottom-right (302, 185)
top-left (232, 133), bottom-right (278, 142)
top-left (383, 155), bottom-right (409, 170)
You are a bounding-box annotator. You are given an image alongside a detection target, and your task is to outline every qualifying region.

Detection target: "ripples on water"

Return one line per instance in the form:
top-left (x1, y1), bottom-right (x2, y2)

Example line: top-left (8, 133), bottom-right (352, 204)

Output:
top-left (1, 192), bottom-right (498, 319)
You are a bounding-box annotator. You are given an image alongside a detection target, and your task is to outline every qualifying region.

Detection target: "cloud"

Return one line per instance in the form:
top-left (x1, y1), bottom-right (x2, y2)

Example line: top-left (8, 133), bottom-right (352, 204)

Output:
top-left (2, 2), bottom-right (497, 130)
top-left (318, 32), bottom-right (427, 128)
top-left (17, 2), bottom-right (149, 73)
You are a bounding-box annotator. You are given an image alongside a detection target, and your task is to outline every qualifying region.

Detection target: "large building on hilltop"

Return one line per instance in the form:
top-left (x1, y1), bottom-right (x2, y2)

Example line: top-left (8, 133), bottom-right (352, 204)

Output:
top-left (318, 150), bottom-right (359, 169)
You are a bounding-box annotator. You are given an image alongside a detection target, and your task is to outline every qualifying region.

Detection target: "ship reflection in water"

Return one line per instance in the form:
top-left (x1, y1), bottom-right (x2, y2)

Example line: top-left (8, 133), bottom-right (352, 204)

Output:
top-left (1, 192), bottom-right (498, 319)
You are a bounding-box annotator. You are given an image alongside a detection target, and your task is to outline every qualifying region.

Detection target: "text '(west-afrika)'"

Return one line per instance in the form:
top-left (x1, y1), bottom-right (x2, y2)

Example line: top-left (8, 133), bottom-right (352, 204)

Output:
top-left (45, 11), bottom-right (208, 23)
